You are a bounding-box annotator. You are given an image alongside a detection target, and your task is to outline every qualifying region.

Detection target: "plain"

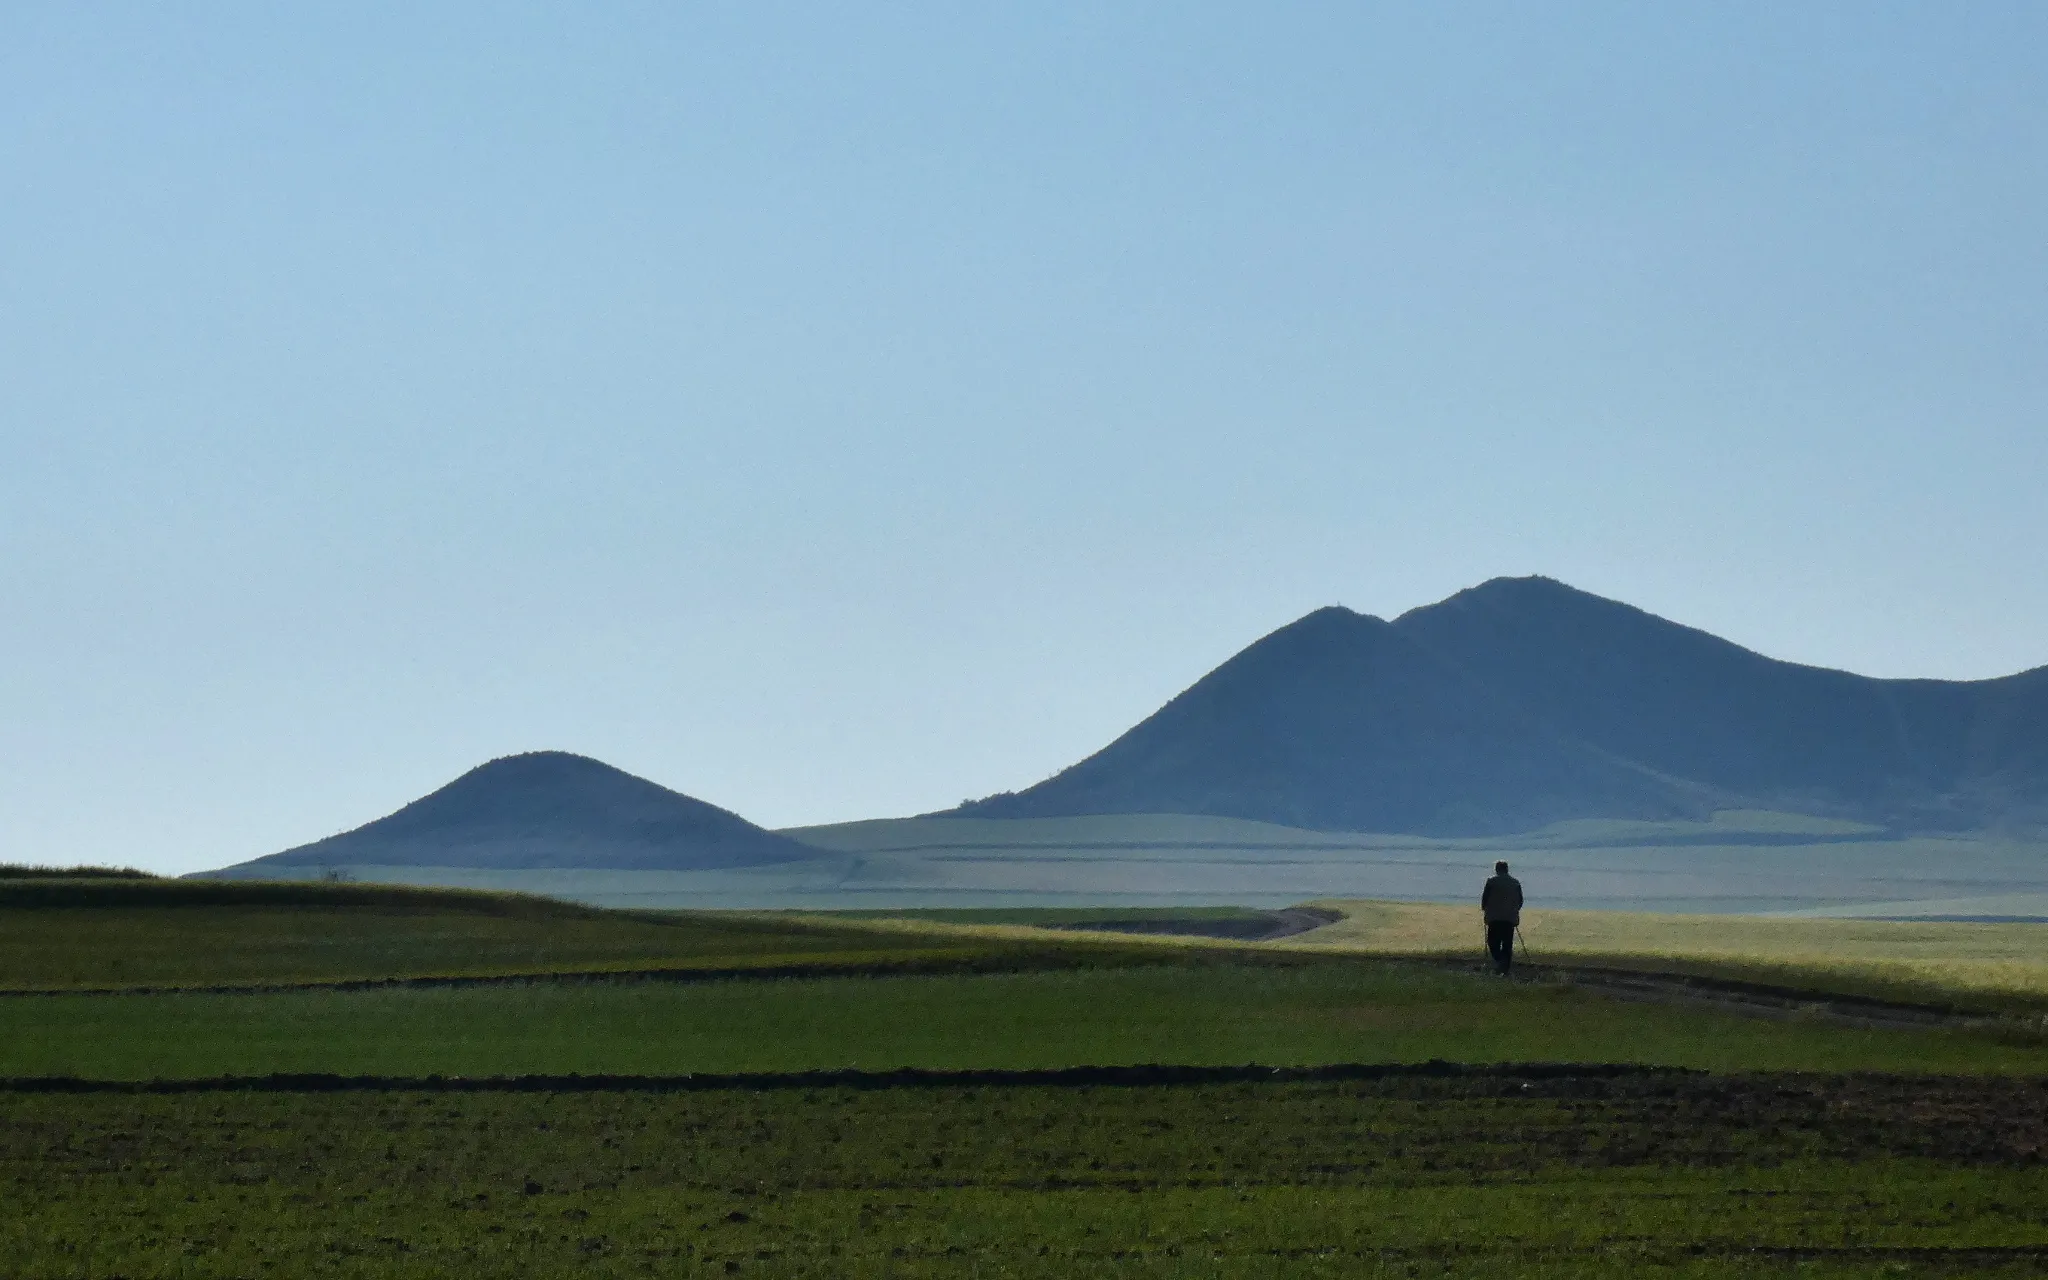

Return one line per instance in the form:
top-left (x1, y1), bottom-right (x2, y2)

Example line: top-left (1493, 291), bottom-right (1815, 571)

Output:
top-left (6, 875), bottom-right (2048, 1276)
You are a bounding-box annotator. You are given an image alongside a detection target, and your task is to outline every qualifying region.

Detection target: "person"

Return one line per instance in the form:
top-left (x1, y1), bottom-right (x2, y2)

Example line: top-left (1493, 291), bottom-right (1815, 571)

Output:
top-left (1481, 860), bottom-right (1523, 976)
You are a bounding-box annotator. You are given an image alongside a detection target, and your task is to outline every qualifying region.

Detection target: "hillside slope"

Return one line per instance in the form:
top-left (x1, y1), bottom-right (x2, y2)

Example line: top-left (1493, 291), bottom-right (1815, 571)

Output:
top-left (217, 751), bottom-right (819, 873)
top-left (963, 605), bottom-right (1714, 834)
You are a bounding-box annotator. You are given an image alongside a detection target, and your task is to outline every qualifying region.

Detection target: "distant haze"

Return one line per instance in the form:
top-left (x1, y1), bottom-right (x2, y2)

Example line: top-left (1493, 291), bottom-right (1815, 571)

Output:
top-left (4, 5), bottom-right (2046, 873)
top-left (209, 577), bottom-right (2047, 886)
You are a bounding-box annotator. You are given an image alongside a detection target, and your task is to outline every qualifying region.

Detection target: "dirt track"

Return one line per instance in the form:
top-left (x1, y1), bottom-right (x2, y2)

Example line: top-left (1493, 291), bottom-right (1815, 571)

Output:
top-left (1050, 906), bottom-right (1345, 942)
top-left (1483, 960), bottom-right (2017, 1031)
top-left (1102, 908), bottom-right (2032, 1032)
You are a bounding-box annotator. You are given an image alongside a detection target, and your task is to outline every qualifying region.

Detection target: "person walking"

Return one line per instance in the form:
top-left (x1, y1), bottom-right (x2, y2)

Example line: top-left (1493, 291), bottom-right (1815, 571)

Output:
top-left (1481, 860), bottom-right (1523, 976)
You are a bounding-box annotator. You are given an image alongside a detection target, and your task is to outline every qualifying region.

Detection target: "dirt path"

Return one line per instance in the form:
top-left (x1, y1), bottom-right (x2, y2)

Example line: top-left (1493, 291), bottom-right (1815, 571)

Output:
top-left (1056, 911), bottom-right (2017, 1029)
top-left (1268, 908), bottom-right (2028, 1032)
top-left (1050, 906), bottom-right (1344, 942)
top-left (1497, 961), bottom-right (2006, 1031)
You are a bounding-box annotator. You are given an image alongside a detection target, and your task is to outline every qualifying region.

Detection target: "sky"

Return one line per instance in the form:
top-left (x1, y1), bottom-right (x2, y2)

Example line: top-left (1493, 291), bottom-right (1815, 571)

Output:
top-left (4, 3), bottom-right (2046, 874)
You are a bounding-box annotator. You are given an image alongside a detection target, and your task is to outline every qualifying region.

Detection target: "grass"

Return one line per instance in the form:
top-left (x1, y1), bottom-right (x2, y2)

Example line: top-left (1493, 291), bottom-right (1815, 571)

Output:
top-left (6, 960), bottom-right (2047, 1080)
top-left (0, 880), bottom-right (1136, 991)
top-left (6, 1075), bottom-right (2048, 1276)
top-left (12, 886), bottom-right (2048, 1079)
top-left (21, 881), bottom-right (2047, 1012)
top-left (1295, 899), bottom-right (2048, 1011)
top-left (10, 888), bottom-right (2048, 1274)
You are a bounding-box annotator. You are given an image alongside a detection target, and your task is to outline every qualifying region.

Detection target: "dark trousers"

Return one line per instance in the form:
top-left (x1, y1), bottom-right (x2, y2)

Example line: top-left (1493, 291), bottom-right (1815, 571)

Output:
top-left (1486, 922), bottom-right (1516, 974)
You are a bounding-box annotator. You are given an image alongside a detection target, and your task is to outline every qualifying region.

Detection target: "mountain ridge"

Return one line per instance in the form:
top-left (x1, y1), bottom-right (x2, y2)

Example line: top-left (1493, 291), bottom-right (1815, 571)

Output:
top-left (958, 577), bottom-right (2048, 835)
top-left (209, 579), bottom-right (2048, 876)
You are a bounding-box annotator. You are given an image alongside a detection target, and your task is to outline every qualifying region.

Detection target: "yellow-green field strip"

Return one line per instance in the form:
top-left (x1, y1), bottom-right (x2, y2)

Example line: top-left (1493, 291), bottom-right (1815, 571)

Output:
top-left (835, 902), bottom-right (2048, 1024)
top-left (1280, 899), bottom-right (2048, 1013)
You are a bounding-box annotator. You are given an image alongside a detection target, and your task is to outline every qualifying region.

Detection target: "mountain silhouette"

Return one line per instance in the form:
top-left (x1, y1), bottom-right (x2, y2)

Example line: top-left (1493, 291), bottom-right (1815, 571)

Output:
top-left (960, 578), bottom-right (2048, 835)
top-left (224, 751), bottom-right (817, 872)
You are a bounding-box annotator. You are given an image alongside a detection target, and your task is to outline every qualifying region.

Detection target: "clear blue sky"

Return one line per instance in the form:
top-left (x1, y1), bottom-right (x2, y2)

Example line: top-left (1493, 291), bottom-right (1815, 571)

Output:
top-left (5, 4), bottom-right (2045, 873)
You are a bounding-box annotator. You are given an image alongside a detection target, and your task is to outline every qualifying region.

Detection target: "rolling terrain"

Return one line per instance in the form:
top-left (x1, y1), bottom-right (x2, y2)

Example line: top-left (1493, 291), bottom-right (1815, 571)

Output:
top-left (194, 579), bottom-right (2048, 916)
top-left (9, 874), bottom-right (2048, 1274)
top-left (0, 876), bottom-right (1125, 992)
top-left (7, 880), bottom-right (2048, 1080)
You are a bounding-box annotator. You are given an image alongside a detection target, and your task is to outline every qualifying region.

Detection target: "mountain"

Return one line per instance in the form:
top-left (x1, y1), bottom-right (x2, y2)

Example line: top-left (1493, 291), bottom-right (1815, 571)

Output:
top-left (219, 751), bottom-right (818, 873)
top-left (1394, 577), bottom-right (2048, 828)
top-left (959, 578), bottom-right (2048, 835)
top-left (958, 605), bottom-right (1714, 835)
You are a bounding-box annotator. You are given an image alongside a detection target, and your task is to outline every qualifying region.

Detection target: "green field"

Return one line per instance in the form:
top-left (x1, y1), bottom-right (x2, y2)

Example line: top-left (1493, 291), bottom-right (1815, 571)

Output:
top-left (6, 878), bottom-right (2048, 1275)
top-left (9, 959), bottom-right (2047, 1080)
top-left (7, 1075), bottom-right (2048, 1277)
top-left (0, 879), bottom-right (1137, 991)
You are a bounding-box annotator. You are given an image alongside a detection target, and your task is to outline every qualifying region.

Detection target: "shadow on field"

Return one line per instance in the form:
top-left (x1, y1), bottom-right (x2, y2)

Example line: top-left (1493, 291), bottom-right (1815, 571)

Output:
top-left (0, 1060), bottom-right (1680, 1094)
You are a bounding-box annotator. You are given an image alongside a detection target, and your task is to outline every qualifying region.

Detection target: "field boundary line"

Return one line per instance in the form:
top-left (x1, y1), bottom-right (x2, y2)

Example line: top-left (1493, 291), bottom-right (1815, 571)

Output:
top-left (1521, 962), bottom-right (1988, 1028)
top-left (1290, 948), bottom-right (2032, 1026)
top-left (0, 944), bottom-right (1284, 999)
top-left (0, 1061), bottom-right (1699, 1094)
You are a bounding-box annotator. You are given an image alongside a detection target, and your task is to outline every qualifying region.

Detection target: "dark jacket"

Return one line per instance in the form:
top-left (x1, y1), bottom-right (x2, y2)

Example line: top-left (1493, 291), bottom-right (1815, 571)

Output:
top-left (1481, 873), bottom-right (1523, 925)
